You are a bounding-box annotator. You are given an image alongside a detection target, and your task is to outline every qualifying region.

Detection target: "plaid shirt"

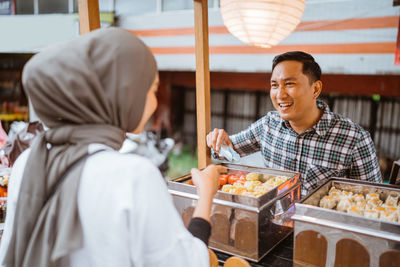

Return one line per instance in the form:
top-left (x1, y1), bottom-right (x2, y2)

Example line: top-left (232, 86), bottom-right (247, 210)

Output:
top-left (230, 100), bottom-right (382, 196)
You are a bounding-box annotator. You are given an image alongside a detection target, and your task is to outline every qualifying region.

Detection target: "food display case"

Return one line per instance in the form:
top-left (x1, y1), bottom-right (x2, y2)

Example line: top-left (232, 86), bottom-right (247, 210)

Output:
top-left (167, 163), bottom-right (301, 262)
top-left (292, 178), bottom-right (400, 267)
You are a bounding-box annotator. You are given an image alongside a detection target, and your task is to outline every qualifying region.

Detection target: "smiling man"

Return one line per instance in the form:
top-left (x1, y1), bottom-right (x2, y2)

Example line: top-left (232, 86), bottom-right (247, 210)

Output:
top-left (206, 51), bottom-right (382, 195)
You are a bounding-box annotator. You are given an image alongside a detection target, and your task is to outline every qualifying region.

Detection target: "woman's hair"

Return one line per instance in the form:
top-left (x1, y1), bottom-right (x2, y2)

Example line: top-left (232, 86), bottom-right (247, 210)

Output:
top-left (272, 51), bottom-right (322, 84)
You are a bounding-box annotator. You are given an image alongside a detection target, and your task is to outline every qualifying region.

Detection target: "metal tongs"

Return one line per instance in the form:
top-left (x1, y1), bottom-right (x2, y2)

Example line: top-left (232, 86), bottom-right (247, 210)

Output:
top-left (211, 142), bottom-right (240, 162)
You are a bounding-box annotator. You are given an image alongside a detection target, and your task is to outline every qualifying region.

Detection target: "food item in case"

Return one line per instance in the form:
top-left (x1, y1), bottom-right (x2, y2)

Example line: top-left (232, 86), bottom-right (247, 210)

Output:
top-left (221, 184), bottom-right (234, 193)
top-left (319, 196), bottom-right (337, 209)
top-left (318, 188), bottom-right (400, 223)
top-left (364, 209), bottom-right (379, 219)
top-left (373, 206), bottom-right (386, 216)
top-left (228, 175), bottom-right (246, 185)
top-left (340, 190), bottom-right (353, 200)
top-left (353, 194), bottom-right (365, 204)
top-left (337, 198), bottom-right (353, 212)
top-left (220, 172), bottom-right (289, 197)
top-left (243, 181), bottom-right (261, 191)
top-left (219, 174), bottom-right (228, 186)
top-left (380, 207), bottom-right (399, 222)
top-left (347, 205), bottom-right (364, 216)
top-left (266, 176), bottom-right (289, 186)
top-left (330, 192), bottom-right (341, 201)
top-left (382, 202), bottom-right (396, 209)
top-left (245, 172), bottom-right (259, 181)
top-left (365, 197), bottom-right (382, 210)
top-left (329, 187), bottom-right (342, 196)
top-left (182, 171), bottom-right (290, 197)
top-left (366, 192), bottom-right (380, 201)
top-left (385, 195), bottom-right (398, 206)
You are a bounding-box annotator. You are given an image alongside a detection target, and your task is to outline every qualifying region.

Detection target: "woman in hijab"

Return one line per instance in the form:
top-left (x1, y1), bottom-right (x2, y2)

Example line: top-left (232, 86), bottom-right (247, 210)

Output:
top-left (0, 27), bottom-right (226, 267)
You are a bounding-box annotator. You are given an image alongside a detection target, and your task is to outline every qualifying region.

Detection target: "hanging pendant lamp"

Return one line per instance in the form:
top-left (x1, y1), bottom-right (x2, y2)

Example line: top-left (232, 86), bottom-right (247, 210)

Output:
top-left (220, 0), bottom-right (306, 48)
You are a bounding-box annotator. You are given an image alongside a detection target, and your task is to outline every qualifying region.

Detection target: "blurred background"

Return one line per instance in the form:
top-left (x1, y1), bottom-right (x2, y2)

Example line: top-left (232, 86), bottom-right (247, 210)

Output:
top-left (0, 0), bottom-right (399, 181)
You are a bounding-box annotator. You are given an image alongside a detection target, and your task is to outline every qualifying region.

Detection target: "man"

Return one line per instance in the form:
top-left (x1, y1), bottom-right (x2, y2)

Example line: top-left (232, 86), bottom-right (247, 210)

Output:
top-left (207, 51), bottom-right (382, 195)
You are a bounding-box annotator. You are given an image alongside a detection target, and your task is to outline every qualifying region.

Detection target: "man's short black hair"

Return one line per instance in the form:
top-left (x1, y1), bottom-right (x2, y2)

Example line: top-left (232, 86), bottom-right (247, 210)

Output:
top-left (272, 51), bottom-right (321, 84)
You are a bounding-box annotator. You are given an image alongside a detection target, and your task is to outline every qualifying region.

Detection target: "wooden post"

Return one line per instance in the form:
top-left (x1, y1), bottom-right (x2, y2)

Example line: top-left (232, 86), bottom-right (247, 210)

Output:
top-left (78, 0), bottom-right (100, 34)
top-left (194, 0), bottom-right (211, 168)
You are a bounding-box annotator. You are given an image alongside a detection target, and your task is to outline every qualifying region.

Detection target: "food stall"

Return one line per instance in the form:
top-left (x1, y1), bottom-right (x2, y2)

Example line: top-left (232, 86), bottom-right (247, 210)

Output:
top-left (293, 178), bottom-right (400, 267)
top-left (70, 0), bottom-right (400, 266)
top-left (168, 163), bottom-right (301, 262)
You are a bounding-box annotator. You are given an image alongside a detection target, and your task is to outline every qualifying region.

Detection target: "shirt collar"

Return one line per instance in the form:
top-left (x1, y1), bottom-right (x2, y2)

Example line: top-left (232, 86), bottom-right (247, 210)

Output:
top-left (280, 100), bottom-right (334, 136)
top-left (313, 100), bottom-right (334, 136)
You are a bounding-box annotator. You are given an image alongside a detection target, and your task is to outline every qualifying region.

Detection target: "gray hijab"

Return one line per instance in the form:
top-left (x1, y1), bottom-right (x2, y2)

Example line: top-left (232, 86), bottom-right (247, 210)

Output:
top-left (4, 27), bottom-right (157, 267)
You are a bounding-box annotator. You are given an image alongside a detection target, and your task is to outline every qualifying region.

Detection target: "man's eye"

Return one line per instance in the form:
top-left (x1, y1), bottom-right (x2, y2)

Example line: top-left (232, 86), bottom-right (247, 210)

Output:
top-left (285, 82), bottom-right (295, 86)
top-left (271, 84), bottom-right (277, 88)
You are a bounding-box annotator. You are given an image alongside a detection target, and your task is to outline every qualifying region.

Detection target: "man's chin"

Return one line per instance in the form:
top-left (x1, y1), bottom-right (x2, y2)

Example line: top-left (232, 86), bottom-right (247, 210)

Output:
top-left (278, 112), bottom-right (292, 121)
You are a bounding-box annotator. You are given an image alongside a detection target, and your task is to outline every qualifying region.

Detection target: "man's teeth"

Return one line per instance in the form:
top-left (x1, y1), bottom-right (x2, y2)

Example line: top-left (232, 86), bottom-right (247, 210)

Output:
top-left (279, 103), bottom-right (293, 107)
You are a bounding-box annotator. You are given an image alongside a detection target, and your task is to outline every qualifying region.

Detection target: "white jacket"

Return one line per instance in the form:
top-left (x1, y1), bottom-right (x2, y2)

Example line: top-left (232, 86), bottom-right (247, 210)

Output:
top-left (0, 144), bottom-right (208, 267)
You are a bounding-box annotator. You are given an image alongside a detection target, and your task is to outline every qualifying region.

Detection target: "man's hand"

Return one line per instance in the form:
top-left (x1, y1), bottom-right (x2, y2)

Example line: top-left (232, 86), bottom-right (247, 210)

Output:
top-left (191, 165), bottom-right (227, 199)
top-left (206, 128), bottom-right (233, 153)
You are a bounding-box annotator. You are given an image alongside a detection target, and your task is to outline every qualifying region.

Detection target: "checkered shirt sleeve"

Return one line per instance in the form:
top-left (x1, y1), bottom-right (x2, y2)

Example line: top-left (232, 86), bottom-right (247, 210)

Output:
top-left (350, 130), bottom-right (382, 183)
top-left (230, 116), bottom-right (267, 157)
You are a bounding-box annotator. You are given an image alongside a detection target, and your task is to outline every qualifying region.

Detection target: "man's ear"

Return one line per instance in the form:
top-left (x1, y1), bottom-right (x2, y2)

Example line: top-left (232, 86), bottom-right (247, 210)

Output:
top-left (312, 80), bottom-right (322, 99)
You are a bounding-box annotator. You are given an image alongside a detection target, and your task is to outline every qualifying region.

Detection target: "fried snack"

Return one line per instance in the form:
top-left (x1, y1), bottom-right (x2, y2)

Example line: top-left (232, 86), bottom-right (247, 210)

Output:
top-left (220, 173), bottom-right (288, 197)
top-left (347, 205), bottom-right (364, 216)
top-left (352, 194), bottom-right (366, 208)
top-left (340, 190), bottom-right (353, 200)
top-left (353, 194), bottom-right (365, 203)
top-left (265, 176), bottom-right (288, 187)
top-left (329, 187), bottom-right (342, 196)
top-left (233, 182), bottom-right (244, 188)
top-left (319, 196), bottom-right (337, 209)
top-left (221, 184), bottom-right (234, 193)
top-left (245, 172), bottom-right (259, 181)
top-left (243, 181), bottom-right (261, 191)
top-left (337, 198), bottom-right (353, 212)
top-left (373, 206), bottom-right (386, 217)
top-left (318, 187), bottom-right (400, 224)
top-left (274, 176), bottom-right (289, 185)
top-left (364, 209), bottom-right (379, 219)
top-left (366, 192), bottom-right (380, 201)
top-left (385, 195), bottom-right (399, 206)
top-left (380, 207), bottom-right (398, 223)
top-left (382, 202), bottom-right (396, 209)
top-left (365, 198), bottom-right (383, 210)
top-left (330, 192), bottom-right (341, 201)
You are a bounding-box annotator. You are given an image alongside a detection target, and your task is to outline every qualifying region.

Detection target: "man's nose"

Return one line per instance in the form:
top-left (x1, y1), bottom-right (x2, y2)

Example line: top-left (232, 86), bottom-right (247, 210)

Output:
top-left (276, 85), bottom-right (288, 98)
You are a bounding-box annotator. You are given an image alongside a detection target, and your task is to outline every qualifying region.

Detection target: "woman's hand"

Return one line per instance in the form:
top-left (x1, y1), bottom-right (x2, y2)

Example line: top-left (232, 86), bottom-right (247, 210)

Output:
top-left (206, 128), bottom-right (232, 153)
top-left (191, 165), bottom-right (227, 222)
top-left (191, 165), bottom-right (227, 199)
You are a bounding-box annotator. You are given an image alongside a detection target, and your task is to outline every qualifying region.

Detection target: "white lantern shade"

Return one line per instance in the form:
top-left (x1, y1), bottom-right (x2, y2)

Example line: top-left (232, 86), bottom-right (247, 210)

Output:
top-left (220, 0), bottom-right (306, 48)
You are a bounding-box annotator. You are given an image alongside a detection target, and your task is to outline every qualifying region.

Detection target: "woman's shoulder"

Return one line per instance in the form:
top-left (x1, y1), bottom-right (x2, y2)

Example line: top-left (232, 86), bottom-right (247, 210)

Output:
top-left (91, 151), bottom-right (158, 171)
top-left (81, 151), bottom-right (166, 209)
top-left (85, 151), bottom-right (163, 184)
